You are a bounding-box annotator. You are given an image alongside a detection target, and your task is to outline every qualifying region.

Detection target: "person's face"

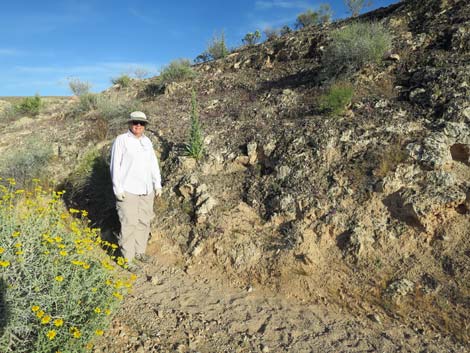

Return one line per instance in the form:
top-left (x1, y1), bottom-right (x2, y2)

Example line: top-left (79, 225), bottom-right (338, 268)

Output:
top-left (129, 121), bottom-right (146, 137)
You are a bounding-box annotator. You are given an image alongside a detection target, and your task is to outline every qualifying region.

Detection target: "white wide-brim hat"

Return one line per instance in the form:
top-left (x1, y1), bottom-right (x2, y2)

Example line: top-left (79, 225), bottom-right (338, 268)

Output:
top-left (127, 111), bottom-right (148, 123)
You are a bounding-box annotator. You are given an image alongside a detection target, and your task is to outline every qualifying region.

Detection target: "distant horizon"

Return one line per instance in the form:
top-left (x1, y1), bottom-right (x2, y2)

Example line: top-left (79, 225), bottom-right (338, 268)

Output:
top-left (0, 0), bottom-right (399, 96)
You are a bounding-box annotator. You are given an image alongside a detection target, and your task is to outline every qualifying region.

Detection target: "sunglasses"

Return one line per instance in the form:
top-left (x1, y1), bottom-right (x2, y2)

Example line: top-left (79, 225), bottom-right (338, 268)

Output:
top-left (131, 121), bottom-right (147, 126)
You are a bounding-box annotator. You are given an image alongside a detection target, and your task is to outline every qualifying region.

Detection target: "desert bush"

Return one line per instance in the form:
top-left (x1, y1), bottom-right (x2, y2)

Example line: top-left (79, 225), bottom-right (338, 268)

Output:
top-left (0, 103), bottom-right (17, 122)
top-left (159, 59), bottom-right (196, 85)
top-left (132, 67), bottom-right (151, 80)
top-left (0, 136), bottom-right (53, 188)
top-left (280, 26), bottom-right (292, 36)
top-left (0, 180), bottom-right (134, 353)
top-left (318, 4), bottom-right (333, 24)
top-left (197, 31), bottom-right (229, 62)
top-left (76, 93), bottom-right (99, 113)
top-left (345, 0), bottom-right (371, 17)
top-left (95, 95), bottom-right (143, 125)
top-left (264, 27), bottom-right (280, 40)
top-left (321, 21), bottom-right (392, 79)
top-left (68, 78), bottom-right (92, 96)
top-left (15, 95), bottom-right (42, 116)
top-left (111, 74), bottom-right (132, 88)
top-left (318, 82), bottom-right (354, 115)
top-left (242, 30), bottom-right (261, 46)
top-left (295, 9), bottom-right (319, 28)
top-left (185, 91), bottom-right (204, 160)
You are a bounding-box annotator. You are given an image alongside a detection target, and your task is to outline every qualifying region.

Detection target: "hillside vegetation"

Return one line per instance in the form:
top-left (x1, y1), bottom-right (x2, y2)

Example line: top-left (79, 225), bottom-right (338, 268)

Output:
top-left (1, 0), bottom-right (469, 352)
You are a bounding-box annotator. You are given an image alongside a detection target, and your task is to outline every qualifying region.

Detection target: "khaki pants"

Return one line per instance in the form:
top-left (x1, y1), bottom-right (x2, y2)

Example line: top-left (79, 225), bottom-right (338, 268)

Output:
top-left (116, 191), bottom-right (154, 262)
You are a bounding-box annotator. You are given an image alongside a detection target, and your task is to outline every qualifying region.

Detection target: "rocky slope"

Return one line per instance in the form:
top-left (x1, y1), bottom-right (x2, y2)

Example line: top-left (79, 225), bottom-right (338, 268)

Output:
top-left (1, 0), bottom-right (469, 351)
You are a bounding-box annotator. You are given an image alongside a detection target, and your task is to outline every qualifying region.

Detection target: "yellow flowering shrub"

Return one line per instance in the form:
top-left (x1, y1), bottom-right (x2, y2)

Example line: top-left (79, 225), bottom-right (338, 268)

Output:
top-left (0, 179), bottom-right (134, 353)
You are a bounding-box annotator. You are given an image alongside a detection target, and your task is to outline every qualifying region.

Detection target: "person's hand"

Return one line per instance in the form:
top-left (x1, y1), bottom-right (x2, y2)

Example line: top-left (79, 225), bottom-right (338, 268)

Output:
top-left (155, 188), bottom-right (162, 198)
top-left (115, 193), bottom-right (125, 202)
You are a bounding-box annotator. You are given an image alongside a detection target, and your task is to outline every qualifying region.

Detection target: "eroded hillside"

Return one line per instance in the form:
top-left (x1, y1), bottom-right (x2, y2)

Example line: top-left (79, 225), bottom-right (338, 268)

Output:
top-left (1, 0), bottom-right (469, 351)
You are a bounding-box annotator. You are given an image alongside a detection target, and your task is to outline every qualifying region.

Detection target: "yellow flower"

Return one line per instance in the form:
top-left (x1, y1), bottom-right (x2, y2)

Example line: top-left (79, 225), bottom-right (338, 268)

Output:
top-left (46, 330), bottom-right (57, 340)
top-left (81, 210), bottom-right (88, 217)
top-left (31, 305), bottom-right (40, 312)
top-left (14, 242), bottom-right (22, 248)
top-left (91, 287), bottom-right (98, 293)
top-left (55, 276), bottom-right (64, 282)
top-left (69, 208), bottom-right (80, 214)
top-left (112, 292), bottom-right (123, 300)
top-left (71, 260), bottom-right (83, 266)
top-left (0, 247), bottom-right (4, 254)
top-left (59, 250), bottom-right (68, 256)
top-left (54, 318), bottom-right (64, 327)
top-left (104, 309), bottom-right (111, 315)
top-left (95, 329), bottom-right (104, 336)
top-left (82, 263), bottom-right (90, 270)
top-left (12, 231), bottom-right (20, 237)
top-left (70, 327), bottom-right (81, 339)
top-left (0, 260), bottom-right (10, 267)
top-left (36, 310), bottom-right (45, 318)
top-left (54, 236), bottom-right (63, 243)
top-left (15, 250), bottom-right (24, 255)
top-left (94, 307), bottom-right (101, 314)
top-left (57, 244), bottom-right (66, 249)
top-left (41, 315), bottom-right (52, 324)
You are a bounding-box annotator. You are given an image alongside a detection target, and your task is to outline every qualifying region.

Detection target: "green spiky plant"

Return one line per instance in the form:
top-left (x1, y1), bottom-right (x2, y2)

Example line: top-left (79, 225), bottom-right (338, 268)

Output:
top-left (185, 90), bottom-right (204, 161)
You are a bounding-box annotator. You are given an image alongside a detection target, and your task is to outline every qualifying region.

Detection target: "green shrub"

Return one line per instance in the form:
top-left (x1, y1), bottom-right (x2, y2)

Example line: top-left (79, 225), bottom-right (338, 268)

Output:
top-left (69, 93), bottom-right (142, 124)
top-left (159, 59), bottom-right (196, 85)
top-left (242, 30), bottom-right (261, 46)
top-left (111, 74), bottom-right (132, 88)
top-left (95, 95), bottom-right (143, 124)
top-left (197, 31), bottom-right (229, 62)
top-left (15, 95), bottom-right (42, 116)
top-left (345, 0), bottom-right (371, 17)
top-left (318, 4), bottom-right (333, 24)
top-left (77, 93), bottom-right (99, 113)
top-left (321, 21), bottom-right (392, 79)
top-left (0, 180), bottom-right (134, 353)
top-left (0, 136), bottom-right (53, 187)
top-left (295, 9), bottom-right (319, 28)
top-left (68, 78), bottom-right (92, 96)
top-left (185, 91), bottom-right (204, 160)
top-left (318, 82), bottom-right (354, 116)
top-left (295, 5), bottom-right (332, 28)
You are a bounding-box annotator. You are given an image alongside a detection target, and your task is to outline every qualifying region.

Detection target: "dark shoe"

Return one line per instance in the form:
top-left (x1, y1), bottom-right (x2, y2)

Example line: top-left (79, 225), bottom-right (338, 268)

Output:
top-left (135, 253), bottom-right (151, 264)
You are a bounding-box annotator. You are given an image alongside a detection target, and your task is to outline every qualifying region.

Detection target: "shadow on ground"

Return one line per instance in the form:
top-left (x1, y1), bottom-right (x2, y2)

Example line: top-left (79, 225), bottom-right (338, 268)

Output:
top-left (60, 153), bottom-right (120, 247)
top-left (0, 278), bottom-right (9, 338)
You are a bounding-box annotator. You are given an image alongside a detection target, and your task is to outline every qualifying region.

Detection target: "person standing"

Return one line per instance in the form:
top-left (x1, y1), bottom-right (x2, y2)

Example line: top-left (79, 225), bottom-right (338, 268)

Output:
top-left (110, 111), bottom-right (162, 271)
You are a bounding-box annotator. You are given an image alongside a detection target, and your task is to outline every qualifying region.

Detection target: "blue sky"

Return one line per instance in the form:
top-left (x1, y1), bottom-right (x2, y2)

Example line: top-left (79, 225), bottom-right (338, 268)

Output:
top-left (0, 0), bottom-right (398, 96)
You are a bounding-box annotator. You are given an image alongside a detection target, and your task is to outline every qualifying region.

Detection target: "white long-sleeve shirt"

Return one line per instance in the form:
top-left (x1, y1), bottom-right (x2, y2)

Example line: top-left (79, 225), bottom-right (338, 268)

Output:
top-left (110, 130), bottom-right (162, 196)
